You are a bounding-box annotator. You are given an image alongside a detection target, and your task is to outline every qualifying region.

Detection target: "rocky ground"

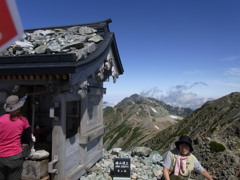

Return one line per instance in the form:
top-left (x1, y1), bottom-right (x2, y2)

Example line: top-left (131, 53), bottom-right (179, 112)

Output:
top-left (80, 147), bottom-right (164, 180)
top-left (80, 144), bottom-right (240, 180)
top-left (191, 136), bottom-right (240, 180)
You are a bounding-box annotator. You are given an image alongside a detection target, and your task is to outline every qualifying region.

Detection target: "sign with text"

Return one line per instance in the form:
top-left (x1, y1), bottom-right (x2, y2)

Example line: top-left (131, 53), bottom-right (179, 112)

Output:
top-left (0, 0), bottom-right (23, 52)
top-left (113, 158), bottom-right (131, 179)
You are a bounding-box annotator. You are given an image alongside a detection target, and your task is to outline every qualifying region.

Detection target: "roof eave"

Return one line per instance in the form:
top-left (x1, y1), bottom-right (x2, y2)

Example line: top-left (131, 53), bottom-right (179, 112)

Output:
top-left (0, 32), bottom-right (123, 76)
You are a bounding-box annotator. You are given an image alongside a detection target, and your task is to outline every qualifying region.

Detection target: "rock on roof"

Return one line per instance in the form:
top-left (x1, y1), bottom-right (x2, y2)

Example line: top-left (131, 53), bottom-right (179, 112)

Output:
top-left (0, 26), bottom-right (103, 61)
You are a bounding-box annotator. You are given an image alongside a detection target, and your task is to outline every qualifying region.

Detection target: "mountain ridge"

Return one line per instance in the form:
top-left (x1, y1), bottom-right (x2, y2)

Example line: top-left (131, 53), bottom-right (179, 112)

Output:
top-left (115, 93), bottom-right (192, 117)
top-left (103, 94), bottom-right (192, 150)
top-left (103, 92), bottom-right (240, 179)
top-left (142, 92), bottom-right (240, 179)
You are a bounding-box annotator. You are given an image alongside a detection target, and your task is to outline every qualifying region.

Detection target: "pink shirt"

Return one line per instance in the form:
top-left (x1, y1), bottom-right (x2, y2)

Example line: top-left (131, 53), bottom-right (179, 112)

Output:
top-left (0, 114), bottom-right (30, 157)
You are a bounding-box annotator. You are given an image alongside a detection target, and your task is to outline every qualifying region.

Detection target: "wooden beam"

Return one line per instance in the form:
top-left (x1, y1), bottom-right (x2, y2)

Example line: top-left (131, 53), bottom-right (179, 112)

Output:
top-left (49, 75), bottom-right (53, 80)
top-left (18, 75), bottom-right (22, 80)
top-left (0, 74), bottom-right (69, 80)
top-left (62, 75), bottom-right (67, 80)
top-left (55, 75), bottom-right (60, 80)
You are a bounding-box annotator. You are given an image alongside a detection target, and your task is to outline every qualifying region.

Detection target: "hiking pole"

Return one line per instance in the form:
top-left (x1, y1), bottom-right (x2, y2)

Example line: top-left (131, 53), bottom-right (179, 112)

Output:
top-left (30, 87), bottom-right (36, 156)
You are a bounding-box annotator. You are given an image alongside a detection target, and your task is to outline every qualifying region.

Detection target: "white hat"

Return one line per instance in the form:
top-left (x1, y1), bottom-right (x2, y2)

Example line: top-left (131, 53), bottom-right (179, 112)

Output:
top-left (3, 95), bottom-right (25, 112)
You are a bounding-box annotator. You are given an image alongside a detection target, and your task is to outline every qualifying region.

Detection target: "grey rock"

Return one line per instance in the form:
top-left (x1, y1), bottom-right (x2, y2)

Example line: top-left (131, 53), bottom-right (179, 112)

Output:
top-left (12, 45), bottom-right (22, 52)
top-left (34, 44), bottom-right (47, 54)
top-left (15, 40), bottom-right (33, 48)
top-left (153, 167), bottom-right (163, 177)
top-left (61, 40), bottom-right (84, 50)
top-left (0, 50), bottom-right (10, 56)
top-left (64, 34), bottom-right (87, 43)
top-left (47, 41), bottom-right (61, 52)
top-left (85, 42), bottom-right (96, 53)
top-left (67, 26), bottom-right (80, 34)
top-left (110, 148), bottom-right (122, 156)
top-left (57, 37), bottom-right (68, 46)
top-left (79, 26), bottom-right (96, 35)
top-left (149, 152), bottom-right (163, 164)
top-left (75, 47), bottom-right (88, 60)
top-left (88, 35), bottom-right (103, 43)
top-left (131, 147), bottom-right (152, 157)
top-left (22, 47), bottom-right (34, 54)
top-left (33, 40), bottom-right (45, 48)
top-left (30, 150), bottom-right (49, 160)
top-left (35, 30), bottom-right (55, 36)
top-left (15, 50), bottom-right (24, 55)
top-left (42, 30), bottom-right (55, 36)
top-left (54, 28), bottom-right (67, 34)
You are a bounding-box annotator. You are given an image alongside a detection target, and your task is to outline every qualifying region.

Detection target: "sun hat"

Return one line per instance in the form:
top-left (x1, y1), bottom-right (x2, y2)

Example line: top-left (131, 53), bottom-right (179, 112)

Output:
top-left (175, 135), bottom-right (193, 152)
top-left (3, 95), bottom-right (25, 112)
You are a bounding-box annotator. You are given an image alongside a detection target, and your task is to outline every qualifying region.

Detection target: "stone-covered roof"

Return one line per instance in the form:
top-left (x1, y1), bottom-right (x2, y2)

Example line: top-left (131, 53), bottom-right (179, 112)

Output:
top-left (0, 25), bottom-right (103, 61)
top-left (0, 19), bottom-right (123, 81)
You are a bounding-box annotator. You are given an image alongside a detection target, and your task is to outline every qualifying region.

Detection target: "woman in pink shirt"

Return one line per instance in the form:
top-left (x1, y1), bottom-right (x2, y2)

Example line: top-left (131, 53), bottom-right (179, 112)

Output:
top-left (0, 95), bottom-right (32, 180)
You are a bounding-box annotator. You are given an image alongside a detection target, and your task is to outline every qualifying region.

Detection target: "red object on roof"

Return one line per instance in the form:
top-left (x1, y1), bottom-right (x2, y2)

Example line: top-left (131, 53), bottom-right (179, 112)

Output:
top-left (0, 0), bottom-right (23, 51)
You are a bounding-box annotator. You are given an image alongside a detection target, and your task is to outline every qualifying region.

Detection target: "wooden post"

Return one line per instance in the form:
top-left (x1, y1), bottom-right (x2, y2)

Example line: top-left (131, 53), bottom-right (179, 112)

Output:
top-left (51, 94), bottom-right (66, 180)
top-left (79, 87), bottom-right (88, 166)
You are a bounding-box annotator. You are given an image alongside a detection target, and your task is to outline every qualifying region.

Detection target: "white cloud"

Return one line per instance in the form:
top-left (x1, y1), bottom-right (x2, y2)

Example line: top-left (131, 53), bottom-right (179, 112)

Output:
top-left (189, 81), bottom-right (208, 88)
top-left (225, 68), bottom-right (240, 76)
top-left (103, 101), bottom-right (116, 108)
top-left (140, 86), bottom-right (163, 97)
top-left (160, 89), bottom-right (207, 110)
top-left (221, 56), bottom-right (240, 62)
top-left (140, 82), bottom-right (210, 109)
top-left (183, 69), bottom-right (203, 75)
top-left (214, 81), bottom-right (240, 88)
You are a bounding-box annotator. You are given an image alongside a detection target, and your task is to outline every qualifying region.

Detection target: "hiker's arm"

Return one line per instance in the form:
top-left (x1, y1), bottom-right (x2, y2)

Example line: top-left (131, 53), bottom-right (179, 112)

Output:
top-left (162, 151), bottom-right (172, 180)
top-left (163, 167), bottom-right (171, 180)
top-left (201, 170), bottom-right (213, 180)
top-left (21, 127), bottom-right (32, 144)
top-left (194, 157), bottom-right (213, 180)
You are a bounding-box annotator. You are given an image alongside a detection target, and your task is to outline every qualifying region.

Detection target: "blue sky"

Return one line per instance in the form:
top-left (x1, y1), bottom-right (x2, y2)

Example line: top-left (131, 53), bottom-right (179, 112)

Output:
top-left (15, 0), bottom-right (240, 109)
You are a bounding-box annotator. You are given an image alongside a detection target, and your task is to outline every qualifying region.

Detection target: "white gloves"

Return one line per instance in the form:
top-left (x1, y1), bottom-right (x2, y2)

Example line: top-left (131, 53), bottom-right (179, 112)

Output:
top-left (31, 134), bottom-right (36, 142)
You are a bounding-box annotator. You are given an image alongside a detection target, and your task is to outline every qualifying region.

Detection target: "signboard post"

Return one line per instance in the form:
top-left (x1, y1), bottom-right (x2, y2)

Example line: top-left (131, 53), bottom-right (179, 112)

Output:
top-left (113, 158), bottom-right (131, 180)
top-left (0, 0), bottom-right (23, 52)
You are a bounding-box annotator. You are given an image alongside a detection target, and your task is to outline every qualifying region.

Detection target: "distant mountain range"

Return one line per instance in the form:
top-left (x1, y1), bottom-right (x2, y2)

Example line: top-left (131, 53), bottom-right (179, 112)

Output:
top-left (103, 92), bottom-right (240, 179)
top-left (103, 94), bottom-right (192, 150)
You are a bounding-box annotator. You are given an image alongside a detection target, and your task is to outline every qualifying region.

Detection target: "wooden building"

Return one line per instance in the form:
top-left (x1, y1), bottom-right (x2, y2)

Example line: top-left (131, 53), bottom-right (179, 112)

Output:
top-left (0, 19), bottom-right (123, 180)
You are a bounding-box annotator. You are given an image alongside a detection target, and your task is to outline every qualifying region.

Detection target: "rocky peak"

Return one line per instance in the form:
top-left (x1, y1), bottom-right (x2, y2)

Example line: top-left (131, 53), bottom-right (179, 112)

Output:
top-left (103, 95), bottom-right (186, 151)
top-left (115, 94), bottom-right (193, 117)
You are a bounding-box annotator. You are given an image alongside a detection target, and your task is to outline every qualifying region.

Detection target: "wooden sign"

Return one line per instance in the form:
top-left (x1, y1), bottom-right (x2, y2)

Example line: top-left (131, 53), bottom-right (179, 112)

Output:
top-left (0, 0), bottom-right (23, 52)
